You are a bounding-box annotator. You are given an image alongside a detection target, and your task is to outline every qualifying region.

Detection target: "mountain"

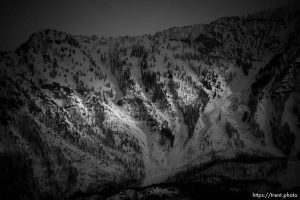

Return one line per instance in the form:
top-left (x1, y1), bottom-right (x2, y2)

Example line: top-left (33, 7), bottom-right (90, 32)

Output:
top-left (1, 3), bottom-right (300, 199)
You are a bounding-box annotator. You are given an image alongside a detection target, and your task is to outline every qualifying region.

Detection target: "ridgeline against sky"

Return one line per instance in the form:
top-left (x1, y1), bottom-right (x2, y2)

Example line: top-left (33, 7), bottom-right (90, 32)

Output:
top-left (0, 0), bottom-right (288, 51)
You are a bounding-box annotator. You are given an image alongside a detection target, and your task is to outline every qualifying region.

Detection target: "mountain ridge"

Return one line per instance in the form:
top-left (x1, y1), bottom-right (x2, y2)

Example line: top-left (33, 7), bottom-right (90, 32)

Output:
top-left (1, 3), bottom-right (300, 199)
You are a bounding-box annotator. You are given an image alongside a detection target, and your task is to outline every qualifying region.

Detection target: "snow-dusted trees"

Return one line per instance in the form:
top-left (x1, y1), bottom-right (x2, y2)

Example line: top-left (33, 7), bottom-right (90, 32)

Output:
top-left (49, 58), bottom-right (59, 79)
top-left (119, 67), bottom-right (133, 95)
top-left (94, 101), bottom-right (105, 128)
top-left (109, 49), bottom-right (134, 96)
top-left (18, 114), bottom-right (46, 156)
top-left (131, 45), bottom-right (146, 57)
top-left (178, 87), bottom-right (209, 138)
top-left (181, 103), bottom-right (201, 138)
top-left (225, 121), bottom-right (238, 138)
top-left (160, 120), bottom-right (174, 147)
top-left (152, 82), bottom-right (165, 102)
top-left (141, 70), bottom-right (157, 91)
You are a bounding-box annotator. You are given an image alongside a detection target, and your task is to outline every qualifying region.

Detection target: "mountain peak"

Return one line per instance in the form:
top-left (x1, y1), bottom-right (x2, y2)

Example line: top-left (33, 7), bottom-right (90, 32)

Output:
top-left (1, 3), bottom-right (300, 200)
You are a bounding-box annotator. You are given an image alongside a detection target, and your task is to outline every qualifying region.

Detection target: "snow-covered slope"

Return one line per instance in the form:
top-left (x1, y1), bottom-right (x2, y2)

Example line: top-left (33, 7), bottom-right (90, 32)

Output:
top-left (1, 3), bottom-right (300, 199)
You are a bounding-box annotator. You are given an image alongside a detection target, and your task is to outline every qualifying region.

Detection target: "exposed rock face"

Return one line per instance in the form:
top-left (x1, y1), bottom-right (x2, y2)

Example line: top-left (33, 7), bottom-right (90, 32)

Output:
top-left (0, 3), bottom-right (300, 199)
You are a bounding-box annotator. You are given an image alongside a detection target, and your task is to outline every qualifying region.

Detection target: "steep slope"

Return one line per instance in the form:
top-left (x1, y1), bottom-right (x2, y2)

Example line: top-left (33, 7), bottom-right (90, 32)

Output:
top-left (1, 3), bottom-right (300, 199)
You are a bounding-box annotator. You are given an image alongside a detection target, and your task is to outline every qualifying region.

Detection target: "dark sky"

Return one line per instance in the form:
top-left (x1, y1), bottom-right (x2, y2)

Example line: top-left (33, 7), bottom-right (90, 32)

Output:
top-left (0, 0), bottom-right (288, 51)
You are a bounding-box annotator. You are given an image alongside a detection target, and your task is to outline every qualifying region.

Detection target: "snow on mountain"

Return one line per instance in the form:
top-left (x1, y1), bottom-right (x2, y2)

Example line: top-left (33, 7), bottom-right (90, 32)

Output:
top-left (0, 3), bottom-right (300, 199)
